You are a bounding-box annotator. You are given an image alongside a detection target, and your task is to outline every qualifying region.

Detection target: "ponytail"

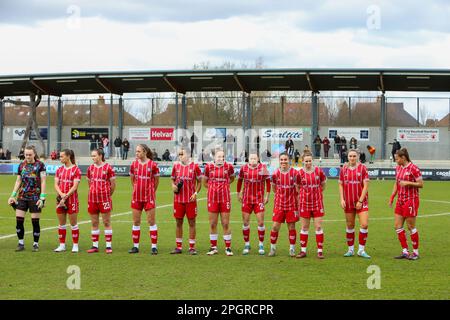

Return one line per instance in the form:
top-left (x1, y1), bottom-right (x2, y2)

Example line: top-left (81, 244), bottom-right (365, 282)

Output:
top-left (138, 144), bottom-right (153, 160)
top-left (94, 148), bottom-right (105, 162)
top-left (25, 145), bottom-right (39, 161)
top-left (396, 148), bottom-right (411, 162)
top-left (62, 149), bottom-right (76, 165)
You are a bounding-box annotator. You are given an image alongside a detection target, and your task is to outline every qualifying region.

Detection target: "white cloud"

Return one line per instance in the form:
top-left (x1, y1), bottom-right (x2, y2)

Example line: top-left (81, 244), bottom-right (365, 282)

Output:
top-left (0, 9), bottom-right (449, 76)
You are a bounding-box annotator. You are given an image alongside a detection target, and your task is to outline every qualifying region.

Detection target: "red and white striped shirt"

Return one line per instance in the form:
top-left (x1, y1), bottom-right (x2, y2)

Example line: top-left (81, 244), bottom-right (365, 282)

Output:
top-left (271, 167), bottom-right (299, 211)
top-left (55, 165), bottom-right (81, 205)
top-left (238, 163), bottom-right (270, 204)
top-left (297, 166), bottom-right (326, 211)
top-left (396, 162), bottom-right (422, 201)
top-left (87, 163), bottom-right (115, 203)
top-left (339, 163), bottom-right (369, 208)
top-left (204, 162), bottom-right (235, 203)
top-left (130, 159), bottom-right (160, 203)
top-left (171, 162), bottom-right (202, 203)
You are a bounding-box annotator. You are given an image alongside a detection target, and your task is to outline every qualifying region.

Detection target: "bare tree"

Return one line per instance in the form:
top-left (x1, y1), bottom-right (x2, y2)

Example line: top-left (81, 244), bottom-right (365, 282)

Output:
top-left (4, 92), bottom-right (45, 157)
top-left (419, 104), bottom-right (431, 126)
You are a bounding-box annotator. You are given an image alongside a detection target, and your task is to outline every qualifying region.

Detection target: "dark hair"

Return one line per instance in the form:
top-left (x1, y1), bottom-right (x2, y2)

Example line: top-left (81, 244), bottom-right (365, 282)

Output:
top-left (137, 144), bottom-right (153, 160)
top-left (61, 149), bottom-right (76, 165)
top-left (93, 148), bottom-right (105, 162)
top-left (396, 148), bottom-right (411, 162)
top-left (24, 145), bottom-right (39, 161)
top-left (279, 152), bottom-right (289, 159)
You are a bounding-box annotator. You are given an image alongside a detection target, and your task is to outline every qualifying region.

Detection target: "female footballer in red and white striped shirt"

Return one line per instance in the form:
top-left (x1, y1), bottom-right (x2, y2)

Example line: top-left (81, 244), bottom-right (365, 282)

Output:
top-left (339, 149), bottom-right (370, 259)
top-left (86, 148), bottom-right (116, 254)
top-left (389, 148), bottom-right (423, 260)
top-left (237, 152), bottom-right (270, 255)
top-left (54, 149), bottom-right (82, 253)
top-left (203, 150), bottom-right (235, 256)
top-left (269, 153), bottom-right (299, 257)
top-left (296, 151), bottom-right (327, 259)
top-left (170, 149), bottom-right (202, 255)
top-left (128, 144), bottom-right (160, 255)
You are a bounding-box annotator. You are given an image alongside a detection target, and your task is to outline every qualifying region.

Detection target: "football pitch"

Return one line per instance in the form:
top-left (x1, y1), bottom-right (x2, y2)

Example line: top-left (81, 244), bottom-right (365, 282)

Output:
top-left (0, 175), bottom-right (448, 300)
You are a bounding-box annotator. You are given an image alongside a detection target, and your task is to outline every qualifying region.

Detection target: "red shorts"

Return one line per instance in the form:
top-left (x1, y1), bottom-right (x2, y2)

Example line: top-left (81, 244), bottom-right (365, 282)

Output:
top-left (395, 198), bottom-right (419, 218)
top-left (174, 202), bottom-right (197, 219)
top-left (299, 208), bottom-right (324, 219)
top-left (272, 208), bottom-right (299, 223)
top-left (208, 202), bottom-right (231, 213)
top-left (88, 201), bottom-right (112, 215)
top-left (242, 202), bottom-right (265, 214)
top-left (131, 199), bottom-right (155, 211)
top-left (345, 200), bottom-right (369, 214)
top-left (56, 199), bottom-right (79, 215)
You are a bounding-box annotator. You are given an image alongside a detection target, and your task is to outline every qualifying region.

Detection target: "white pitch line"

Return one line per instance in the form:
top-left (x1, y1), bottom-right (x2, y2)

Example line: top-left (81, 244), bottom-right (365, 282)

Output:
top-left (0, 193), bottom-right (448, 239)
top-left (103, 212), bottom-right (450, 224)
top-left (0, 197), bottom-right (208, 240)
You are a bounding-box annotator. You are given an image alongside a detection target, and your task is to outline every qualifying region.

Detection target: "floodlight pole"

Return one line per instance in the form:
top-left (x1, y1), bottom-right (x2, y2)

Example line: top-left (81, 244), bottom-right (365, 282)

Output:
top-left (246, 93), bottom-right (251, 155)
top-left (182, 94), bottom-right (187, 130)
top-left (175, 93), bottom-right (179, 146)
top-left (47, 95), bottom-right (51, 156)
top-left (57, 98), bottom-right (62, 152)
top-left (118, 96), bottom-right (123, 139)
top-left (380, 93), bottom-right (387, 160)
top-left (0, 99), bottom-right (3, 148)
top-left (311, 92), bottom-right (319, 148)
top-left (109, 95), bottom-right (113, 156)
top-left (242, 92), bottom-right (247, 156)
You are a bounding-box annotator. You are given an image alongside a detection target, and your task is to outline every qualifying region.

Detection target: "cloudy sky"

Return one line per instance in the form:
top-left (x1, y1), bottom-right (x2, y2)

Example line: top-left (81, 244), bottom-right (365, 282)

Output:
top-left (0, 0), bottom-right (449, 76)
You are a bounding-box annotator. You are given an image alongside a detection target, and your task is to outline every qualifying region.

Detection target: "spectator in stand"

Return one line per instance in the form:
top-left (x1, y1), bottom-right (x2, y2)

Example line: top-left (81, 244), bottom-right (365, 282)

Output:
top-left (334, 134), bottom-right (341, 154)
top-left (255, 135), bottom-right (261, 156)
top-left (18, 147), bottom-right (25, 160)
top-left (389, 139), bottom-right (402, 162)
top-left (322, 137), bottom-right (331, 158)
top-left (114, 137), bottom-right (122, 160)
top-left (360, 151), bottom-right (367, 164)
top-left (367, 145), bottom-right (376, 164)
top-left (0, 148), bottom-right (5, 160)
top-left (162, 149), bottom-right (171, 161)
top-left (90, 134), bottom-right (98, 151)
top-left (180, 134), bottom-right (189, 155)
top-left (100, 135), bottom-right (110, 159)
top-left (350, 137), bottom-right (358, 149)
top-left (225, 133), bottom-right (235, 158)
top-left (313, 135), bottom-right (322, 158)
top-left (153, 149), bottom-right (162, 161)
top-left (122, 138), bottom-right (130, 160)
top-left (6, 149), bottom-right (11, 160)
top-left (294, 149), bottom-right (301, 166)
top-left (340, 136), bottom-right (347, 152)
top-left (340, 144), bottom-right (348, 166)
top-left (190, 133), bottom-right (198, 158)
top-left (285, 138), bottom-right (294, 160)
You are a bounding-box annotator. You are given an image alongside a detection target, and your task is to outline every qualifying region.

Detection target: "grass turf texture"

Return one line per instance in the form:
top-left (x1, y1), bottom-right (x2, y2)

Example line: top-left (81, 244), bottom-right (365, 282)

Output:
top-left (0, 175), bottom-right (448, 300)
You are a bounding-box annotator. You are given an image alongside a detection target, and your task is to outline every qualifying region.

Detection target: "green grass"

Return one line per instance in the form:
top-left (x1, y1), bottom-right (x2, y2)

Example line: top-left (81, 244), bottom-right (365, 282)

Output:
top-left (0, 175), bottom-right (449, 300)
